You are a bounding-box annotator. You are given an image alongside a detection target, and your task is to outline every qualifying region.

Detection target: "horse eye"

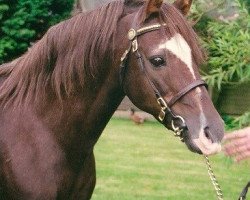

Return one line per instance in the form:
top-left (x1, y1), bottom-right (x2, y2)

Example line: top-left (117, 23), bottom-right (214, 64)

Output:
top-left (149, 56), bottom-right (166, 67)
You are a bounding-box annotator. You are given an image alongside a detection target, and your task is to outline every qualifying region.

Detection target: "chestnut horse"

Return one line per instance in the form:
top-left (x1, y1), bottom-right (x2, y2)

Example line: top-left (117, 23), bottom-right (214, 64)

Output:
top-left (0, 0), bottom-right (224, 199)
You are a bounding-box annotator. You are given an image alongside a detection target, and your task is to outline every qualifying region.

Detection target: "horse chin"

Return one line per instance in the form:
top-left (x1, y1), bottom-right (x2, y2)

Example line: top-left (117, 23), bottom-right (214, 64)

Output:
top-left (182, 130), bottom-right (202, 154)
top-left (182, 129), bottom-right (222, 156)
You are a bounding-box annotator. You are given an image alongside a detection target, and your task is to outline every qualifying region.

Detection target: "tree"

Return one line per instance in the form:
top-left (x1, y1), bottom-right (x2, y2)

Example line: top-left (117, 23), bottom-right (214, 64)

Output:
top-left (0, 0), bottom-right (74, 63)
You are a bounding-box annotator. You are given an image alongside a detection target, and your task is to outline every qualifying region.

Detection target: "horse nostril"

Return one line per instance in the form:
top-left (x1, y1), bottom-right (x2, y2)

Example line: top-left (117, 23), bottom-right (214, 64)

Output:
top-left (204, 127), bottom-right (212, 142)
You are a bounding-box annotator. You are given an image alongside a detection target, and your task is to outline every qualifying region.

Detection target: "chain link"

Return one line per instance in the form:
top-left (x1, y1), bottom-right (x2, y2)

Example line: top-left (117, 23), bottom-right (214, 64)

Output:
top-left (204, 155), bottom-right (224, 200)
top-left (172, 128), bottom-right (223, 199)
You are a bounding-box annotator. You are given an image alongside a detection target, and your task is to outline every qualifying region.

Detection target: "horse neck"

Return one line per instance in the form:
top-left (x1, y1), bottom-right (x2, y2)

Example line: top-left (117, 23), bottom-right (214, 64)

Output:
top-left (35, 56), bottom-right (124, 152)
top-left (77, 19), bottom-right (132, 131)
top-left (80, 61), bottom-right (125, 131)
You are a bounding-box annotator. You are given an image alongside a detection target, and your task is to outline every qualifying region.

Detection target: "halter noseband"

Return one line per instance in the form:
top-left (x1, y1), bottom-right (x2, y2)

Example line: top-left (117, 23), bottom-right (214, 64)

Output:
top-left (119, 23), bottom-right (207, 141)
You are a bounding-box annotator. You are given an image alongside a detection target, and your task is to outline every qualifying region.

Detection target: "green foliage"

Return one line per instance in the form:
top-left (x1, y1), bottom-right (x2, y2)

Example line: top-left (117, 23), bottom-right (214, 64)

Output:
top-left (223, 112), bottom-right (250, 130)
top-left (0, 0), bottom-right (74, 63)
top-left (199, 0), bottom-right (250, 90)
top-left (188, 0), bottom-right (225, 24)
top-left (202, 20), bottom-right (250, 90)
top-left (190, 0), bottom-right (250, 126)
top-left (233, 112), bottom-right (250, 127)
top-left (239, 0), bottom-right (250, 12)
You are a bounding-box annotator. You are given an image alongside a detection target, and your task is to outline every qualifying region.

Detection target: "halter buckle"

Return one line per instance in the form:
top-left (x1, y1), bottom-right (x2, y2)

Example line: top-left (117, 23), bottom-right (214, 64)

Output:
top-left (157, 97), bottom-right (168, 109)
top-left (157, 97), bottom-right (168, 122)
top-left (158, 109), bottom-right (166, 122)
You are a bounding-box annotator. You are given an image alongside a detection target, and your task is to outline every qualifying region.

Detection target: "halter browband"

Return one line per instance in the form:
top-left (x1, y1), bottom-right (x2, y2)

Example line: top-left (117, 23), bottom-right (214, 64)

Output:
top-left (119, 23), bottom-right (207, 140)
top-left (127, 23), bottom-right (165, 40)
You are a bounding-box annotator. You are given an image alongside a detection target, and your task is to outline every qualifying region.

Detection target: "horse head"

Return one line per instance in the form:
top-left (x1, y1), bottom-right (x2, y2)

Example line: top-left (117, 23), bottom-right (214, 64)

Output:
top-left (116, 0), bottom-right (224, 155)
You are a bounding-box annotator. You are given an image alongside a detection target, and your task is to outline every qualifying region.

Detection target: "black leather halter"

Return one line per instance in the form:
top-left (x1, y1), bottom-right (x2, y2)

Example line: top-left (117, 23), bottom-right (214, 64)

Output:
top-left (119, 23), bottom-right (207, 140)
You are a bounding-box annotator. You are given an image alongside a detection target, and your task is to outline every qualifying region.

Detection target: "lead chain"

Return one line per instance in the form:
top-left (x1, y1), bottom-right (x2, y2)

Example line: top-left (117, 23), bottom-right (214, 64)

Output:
top-left (204, 155), bottom-right (224, 200)
top-left (170, 116), bottom-right (223, 199)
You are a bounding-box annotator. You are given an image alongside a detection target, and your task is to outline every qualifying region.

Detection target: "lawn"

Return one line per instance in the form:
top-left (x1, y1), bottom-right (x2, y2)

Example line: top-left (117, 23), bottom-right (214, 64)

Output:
top-left (92, 118), bottom-right (249, 200)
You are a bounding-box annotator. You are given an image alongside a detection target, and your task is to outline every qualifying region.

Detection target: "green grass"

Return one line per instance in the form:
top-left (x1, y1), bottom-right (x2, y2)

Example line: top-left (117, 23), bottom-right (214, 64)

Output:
top-left (92, 118), bottom-right (249, 200)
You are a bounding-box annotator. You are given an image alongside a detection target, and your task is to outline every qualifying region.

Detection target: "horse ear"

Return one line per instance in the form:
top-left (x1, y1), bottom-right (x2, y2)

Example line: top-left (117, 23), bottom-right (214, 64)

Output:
top-left (141, 0), bottom-right (163, 22)
top-left (173, 0), bottom-right (193, 16)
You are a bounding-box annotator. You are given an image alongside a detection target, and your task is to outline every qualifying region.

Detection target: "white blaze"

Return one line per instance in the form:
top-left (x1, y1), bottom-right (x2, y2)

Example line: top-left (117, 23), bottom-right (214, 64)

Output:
top-left (159, 34), bottom-right (221, 155)
top-left (159, 33), bottom-right (195, 78)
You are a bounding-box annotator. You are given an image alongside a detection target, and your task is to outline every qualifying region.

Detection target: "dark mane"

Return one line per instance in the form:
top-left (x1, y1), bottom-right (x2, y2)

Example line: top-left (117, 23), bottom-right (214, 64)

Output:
top-left (0, 0), bottom-right (205, 107)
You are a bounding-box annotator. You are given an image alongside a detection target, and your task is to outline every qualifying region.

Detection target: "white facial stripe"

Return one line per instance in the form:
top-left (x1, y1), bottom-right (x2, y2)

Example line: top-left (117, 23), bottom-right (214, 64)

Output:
top-left (159, 34), bottom-right (195, 78)
top-left (160, 34), bottom-right (208, 136)
top-left (160, 34), bottom-right (210, 142)
top-left (193, 89), bottom-right (222, 155)
top-left (199, 102), bottom-right (206, 127)
top-left (195, 88), bottom-right (207, 136)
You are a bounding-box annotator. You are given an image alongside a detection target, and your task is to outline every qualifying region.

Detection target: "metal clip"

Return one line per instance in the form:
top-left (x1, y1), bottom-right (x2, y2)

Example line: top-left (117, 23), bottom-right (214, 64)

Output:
top-left (132, 39), bottom-right (138, 52)
top-left (158, 109), bottom-right (166, 122)
top-left (171, 115), bottom-right (185, 133)
top-left (172, 127), bottom-right (184, 142)
top-left (121, 49), bottom-right (129, 62)
top-left (157, 97), bottom-right (168, 109)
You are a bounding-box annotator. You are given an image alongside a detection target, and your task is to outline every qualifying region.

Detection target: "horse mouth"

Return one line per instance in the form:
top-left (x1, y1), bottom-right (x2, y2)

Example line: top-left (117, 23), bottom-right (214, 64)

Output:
top-left (182, 130), bottom-right (222, 156)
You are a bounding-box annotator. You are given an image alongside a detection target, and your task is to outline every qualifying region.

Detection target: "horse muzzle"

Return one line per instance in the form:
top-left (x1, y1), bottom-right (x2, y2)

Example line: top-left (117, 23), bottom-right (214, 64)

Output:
top-left (182, 124), bottom-right (223, 156)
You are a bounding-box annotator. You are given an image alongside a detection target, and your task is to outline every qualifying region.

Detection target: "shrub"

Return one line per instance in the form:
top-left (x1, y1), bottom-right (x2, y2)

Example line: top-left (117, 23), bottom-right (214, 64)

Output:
top-left (201, 1), bottom-right (250, 90)
top-left (193, 0), bottom-right (250, 128)
top-left (190, 0), bottom-right (250, 129)
top-left (0, 0), bottom-right (74, 63)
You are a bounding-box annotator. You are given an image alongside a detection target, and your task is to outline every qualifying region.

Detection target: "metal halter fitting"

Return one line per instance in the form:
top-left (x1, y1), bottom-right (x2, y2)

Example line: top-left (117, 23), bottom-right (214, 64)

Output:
top-left (121, 24), bottom-right (165, 62)
top-left (119, 23), bottom-right (207, 140)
